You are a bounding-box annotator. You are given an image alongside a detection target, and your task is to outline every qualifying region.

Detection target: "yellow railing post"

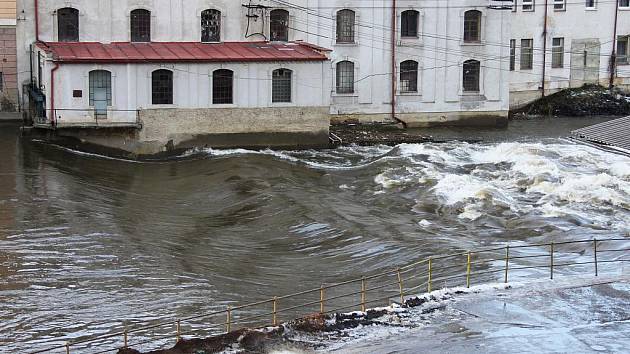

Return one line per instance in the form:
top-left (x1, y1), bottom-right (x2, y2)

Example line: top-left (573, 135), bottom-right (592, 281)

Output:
top-left (397, 268), bottom-right (404, 304)
top-left (504, 245), bottom-right (510, 283)
top-left (428, 258), bottom-right (433, 293)
top-left (226, 306), bottom-right (232, 333)
top-left (320, 285), bottom-right (325, 314)
top-left (594, 238), bottom-right (598, 276)
top-left (272, 297), bottom-right (278, 326)
top-left (360, 277), bottom-right (366, 312)
top-left (123, 329), bottom-right (128, 348)
top-left (176, 320), bottom-right (181, 343)
top-left (550, 242), bottom-right (554, 280)
top-left (466, 251), bottom-right (472, 288)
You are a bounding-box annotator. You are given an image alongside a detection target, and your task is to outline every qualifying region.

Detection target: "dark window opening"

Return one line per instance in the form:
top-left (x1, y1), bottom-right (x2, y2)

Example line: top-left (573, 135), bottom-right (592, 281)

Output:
top-left (400, 60), bottom-right (418, 93)
top-left (131, 9), bottom-right (151, 42)
top-left (401, 10), bottom-right (419, 38)
top-left (270, 9), bottom-right (289, 41)
top-left (463, 60), bottom-right (481, 93)
top-left (336, 61), bottom-right (354, 94)
top-left (152, 69), bottom-right (173, 105)
top-left (57, 7), bottom-right (79, 42)
top-left (463, 10), bottom-right (482, 43)
top-left (336, 9), bottom-right (355, 43)
top-left (213, 69), bottom-right (233, 104)
top-left (201, 9), bottom-right (221, 42)
top-left (272, 69), bottom-right (292, 103)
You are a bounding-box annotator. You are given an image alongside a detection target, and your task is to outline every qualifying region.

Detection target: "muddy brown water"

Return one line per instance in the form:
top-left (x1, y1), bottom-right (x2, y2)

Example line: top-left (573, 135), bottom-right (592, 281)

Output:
top-left (0, 118), bottom-right (628, 352)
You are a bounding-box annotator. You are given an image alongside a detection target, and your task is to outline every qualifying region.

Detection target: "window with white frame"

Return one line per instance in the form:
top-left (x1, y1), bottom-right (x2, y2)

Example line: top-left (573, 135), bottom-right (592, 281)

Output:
top-left (620, 0), bottom-right (630, 8)
top-left (201, 9), bottom-right (221, 42)
top-left (520, 39), bottom-right (534, 70)
top-left (270, 9), bottom-right (289, 42)
top-left (336, 61), bottom-right (355, 94)
top-left (522, 0), bottom-right (535, 11)
top-left (552, 37), bottom-right (564, 68)
top-left (131, 9), bottom-right (151, 42)
top-left (213, 69), bottom-right (234, 104)
top-left (336, 10), bottom-right (356, 43)
top-left (399, 60), bottom-right (418, 93)
top-left (554, 0), bottom-right (566, 11)
top-left (89, 70), bottom-right (112, 106)
top-left (462, 60), bottom-right (480, 93)
top-left (152, 69), bottom-right (173, 105)
top-left (272, 69), bottom-right (292, 103)
top-left (401, 10), bottom-right (419, 38)
top-left (58, 8), bottom-right (79, 42)
top-left (463, 10), bottom-right (482, 43)
top-left (585, 0), bottom-right (596, 8)
top-left (617, 36), bottom-right (629, 65)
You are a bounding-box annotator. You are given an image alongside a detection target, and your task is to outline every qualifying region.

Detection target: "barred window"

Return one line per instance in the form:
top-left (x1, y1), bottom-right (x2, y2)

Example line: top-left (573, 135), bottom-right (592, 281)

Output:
top-left (152, 69), bottom-right (173, 105)
top-left (213, 69), bottom-right (233, 104)
top-left (401, 10), bottom-right (419, 38)
top-left (58, 8), bottom-right (79, 42)
top-left (89, 70), bottom-right (112, 106)
top-left (554, 0), bottom-right (566, 10)
top-left (510, 39), bottom-right (516, 71)
top-left (463, 60), bottom-right (480, 93)
top-left (400, 60), bottom-right (418, 93)
top-left (201, 9), bottom-right (221, 42)
top-left (131, 9), bottom-right (151, 42)
top-left (270, 9), bottom-right (289, 42)
top-left (272, 69), bottom-right (292, 103)
top-left (336, 61), bottom-right (355, 94)
top-left (522, 0), bottom-right (535, 11)
top-left (520, 39), bottom-right (533, 70)
top-left (585, 0), bottom-right (596, 8)
top-left (552, 37), bottom-right (564, 68)
top-left (463, 10), bottom-right (481, 43)
top-left (336, 9), bottom-right (355, 43)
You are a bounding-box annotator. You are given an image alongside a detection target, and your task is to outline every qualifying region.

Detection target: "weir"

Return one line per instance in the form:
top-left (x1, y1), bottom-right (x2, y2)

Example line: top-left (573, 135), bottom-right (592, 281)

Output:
top-left (570, 116), bottom-right (630, 156)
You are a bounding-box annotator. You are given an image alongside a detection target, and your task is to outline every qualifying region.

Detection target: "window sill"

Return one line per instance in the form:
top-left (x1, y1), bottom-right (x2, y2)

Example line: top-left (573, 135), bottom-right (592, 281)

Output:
top-left (619, 7), bottom-right (630, 11)
top-left (461, 92), bottom-right (481, 96)
top-left (460, 41), bottom-right (485, 47)
top-left (334, 42), bottom-right (359, 47)
top-left (270, 102), bottom-right (294, 107)
top-left (332, 92), bottom-right (358, 97)
top-left (148, 104), bottom-right (177, 109)
top-left (398, 38), bottom-right (423, 47)
top-left (211, 103), bottom-right (237, 108)
top-left (585, 8), bottom-right (597, 11)
top-left (397, 92), bottom-right (421, 97)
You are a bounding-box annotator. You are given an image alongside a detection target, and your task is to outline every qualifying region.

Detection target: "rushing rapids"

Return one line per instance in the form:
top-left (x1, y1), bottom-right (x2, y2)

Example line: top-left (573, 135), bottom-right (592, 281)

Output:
top-left (0, 119), bottom-right (628, 352)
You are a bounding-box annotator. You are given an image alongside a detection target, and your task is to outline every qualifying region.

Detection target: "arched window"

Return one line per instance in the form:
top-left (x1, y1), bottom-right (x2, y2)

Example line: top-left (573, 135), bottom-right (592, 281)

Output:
top-left (336, 61), bottom-right (354, 94)
top-left (463, 60), bottom-right (480, 93)
top-left (463, 10), bottom-right (482, 43)
top-left (131, 9), bottom-right (151, 42)
top-left (201, 9), bottom-right (221, 42)
top-left (336, 9), bottom-right (355, 43)
top-left (213, 69), bottom-right (233, 104)
top-left (401, 10), bottom-right (419, 38)
top-left (270, 9), bottom-right (289, 42)
top-left (89, 70), bottom-right (112, 105)
top-left (57, 8), bottom-right (79, 42)
top-left (152, 69), bottom-right (173, 105)
top-left (272, 69), bottom-right (292, 103)
top-left (400, 60), bottom-right (418, 93)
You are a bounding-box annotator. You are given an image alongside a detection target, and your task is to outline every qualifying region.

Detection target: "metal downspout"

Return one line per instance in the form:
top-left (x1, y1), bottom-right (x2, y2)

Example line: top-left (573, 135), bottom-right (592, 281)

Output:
top-left (541, 0), bottom-right (549, 97)
top-left (609, 1), bottom-right (619, 88)
top-left (391, 0), bottom-right (406, 127)
top-left (50, 63), bottom-right (60, 126)
top-left (34, 0), bottom-right (39, 41)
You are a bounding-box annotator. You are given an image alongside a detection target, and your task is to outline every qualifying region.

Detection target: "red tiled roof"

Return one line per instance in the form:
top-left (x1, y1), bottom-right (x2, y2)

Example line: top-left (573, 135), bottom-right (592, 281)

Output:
top-left (37, 41), bottom-right (330, 64)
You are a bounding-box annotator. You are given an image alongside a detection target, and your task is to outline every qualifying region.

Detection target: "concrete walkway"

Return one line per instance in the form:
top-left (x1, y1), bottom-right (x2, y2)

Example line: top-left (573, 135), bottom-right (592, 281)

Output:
top-left (0, 112), bottom-right (21, 121)
top-left (333, 275), bottom-right (630, 354)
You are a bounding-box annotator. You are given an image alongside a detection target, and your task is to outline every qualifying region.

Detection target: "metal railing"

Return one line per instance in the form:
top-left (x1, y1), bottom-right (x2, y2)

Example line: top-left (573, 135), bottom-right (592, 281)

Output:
top-left (35, 108), bottom-right (141, 128)
top-left (30, 237), bottom-right (629, 354)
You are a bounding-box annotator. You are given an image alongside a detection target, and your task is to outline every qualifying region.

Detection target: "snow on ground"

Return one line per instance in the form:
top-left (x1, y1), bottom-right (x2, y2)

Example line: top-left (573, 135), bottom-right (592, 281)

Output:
top-left (327, 275), bottom-right (630, 353)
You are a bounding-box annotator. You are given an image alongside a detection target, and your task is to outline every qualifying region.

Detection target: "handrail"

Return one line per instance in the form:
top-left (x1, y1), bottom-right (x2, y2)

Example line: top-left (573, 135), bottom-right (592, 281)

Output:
top-left (30, 237), bottom-right (629, 354)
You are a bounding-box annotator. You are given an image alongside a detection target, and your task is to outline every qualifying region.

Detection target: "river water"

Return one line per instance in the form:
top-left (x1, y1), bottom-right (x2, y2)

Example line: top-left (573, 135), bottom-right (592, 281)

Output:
top-left (0, 118), bottom-right (629, 352)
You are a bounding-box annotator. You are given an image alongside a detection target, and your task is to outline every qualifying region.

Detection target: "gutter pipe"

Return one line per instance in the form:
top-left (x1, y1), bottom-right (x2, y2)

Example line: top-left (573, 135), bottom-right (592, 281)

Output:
top-left (50, 62), bottom-right (60, 125)
top-left (35, 0), bottom-right (39, 41)
top-left (541, 0), bottom-right (548, 97)
top-left (609, 1), bottom-right (619, 88)
top-left (391, 0), bottom-right (406, 127)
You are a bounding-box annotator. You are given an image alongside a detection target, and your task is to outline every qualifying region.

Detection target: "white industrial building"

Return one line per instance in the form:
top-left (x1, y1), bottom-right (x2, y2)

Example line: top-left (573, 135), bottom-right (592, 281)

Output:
top-left (13, 0), bottom-right (630, 156)
top-left (508, 0), bottom-right (630, 107)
